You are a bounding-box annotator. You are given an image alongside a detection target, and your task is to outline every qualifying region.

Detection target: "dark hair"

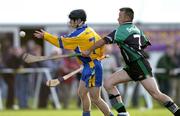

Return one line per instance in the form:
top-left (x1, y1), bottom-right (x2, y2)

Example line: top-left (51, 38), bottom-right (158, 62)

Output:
top-left (68, 9), bottom-right (87, 22)
top-left (120, 7), bottom-right (134, 21)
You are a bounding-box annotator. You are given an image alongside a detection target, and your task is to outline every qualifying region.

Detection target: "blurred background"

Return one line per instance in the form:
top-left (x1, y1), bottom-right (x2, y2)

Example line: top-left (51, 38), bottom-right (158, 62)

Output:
top-left (0, 0), bottom-right (179, 115)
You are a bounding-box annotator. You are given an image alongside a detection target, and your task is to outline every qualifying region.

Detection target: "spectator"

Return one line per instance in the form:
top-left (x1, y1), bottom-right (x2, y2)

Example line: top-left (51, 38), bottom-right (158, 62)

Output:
top-left (14, 47), bottom-right (30, 109)
top-left (57, 50), bottom-right (80, 109)
top-left (172, 41), bottom-right (180, 106)
top-left (155, 45), bottom-right (176, 96)
top-left (38, 47), bottom-right (63, 108)
top-left (2, 46), bottom-right (23, 109)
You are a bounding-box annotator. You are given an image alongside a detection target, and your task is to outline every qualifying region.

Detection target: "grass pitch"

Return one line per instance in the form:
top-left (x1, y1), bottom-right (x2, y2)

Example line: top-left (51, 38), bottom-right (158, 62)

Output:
top-left (0, 108), bottom-right (172, 116)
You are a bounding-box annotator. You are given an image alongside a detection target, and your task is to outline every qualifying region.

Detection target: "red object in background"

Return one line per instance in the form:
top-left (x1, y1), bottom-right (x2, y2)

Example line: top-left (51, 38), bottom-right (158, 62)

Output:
top-left (58, 57), bottom-right (80, 84)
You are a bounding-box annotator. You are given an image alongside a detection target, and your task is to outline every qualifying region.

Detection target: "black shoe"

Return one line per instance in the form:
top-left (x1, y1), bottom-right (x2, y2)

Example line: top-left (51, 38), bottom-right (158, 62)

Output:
top-left (174, 109), bottom-right (180, 116)
top-left (117, 112), bottom-right (130, 116)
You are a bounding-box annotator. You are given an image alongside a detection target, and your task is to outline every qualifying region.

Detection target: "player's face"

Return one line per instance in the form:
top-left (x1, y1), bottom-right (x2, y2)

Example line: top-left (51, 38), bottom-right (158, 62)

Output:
top-left (69, 19), bottom-right (78, 28)
top-left (118, 11), bottom-right (128, 24)
top-left (69, 19), bottom-right (83, 28)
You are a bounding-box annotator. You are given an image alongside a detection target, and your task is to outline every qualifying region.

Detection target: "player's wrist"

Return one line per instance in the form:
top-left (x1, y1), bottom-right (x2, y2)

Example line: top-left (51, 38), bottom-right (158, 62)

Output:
top-left (43, 32), bottom-right (48, 39)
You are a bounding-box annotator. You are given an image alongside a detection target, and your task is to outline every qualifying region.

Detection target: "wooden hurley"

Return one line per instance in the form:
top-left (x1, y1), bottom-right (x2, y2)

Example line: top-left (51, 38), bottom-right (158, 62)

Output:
top-left (22, 53), bottom-right (82, 63)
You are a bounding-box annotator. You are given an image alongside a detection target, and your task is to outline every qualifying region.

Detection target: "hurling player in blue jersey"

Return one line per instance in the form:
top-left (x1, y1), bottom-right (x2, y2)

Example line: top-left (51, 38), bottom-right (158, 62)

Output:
top-left (82, 7), bottom-right (180, 116)
top-left (34, 9), bottom-right (114, 116)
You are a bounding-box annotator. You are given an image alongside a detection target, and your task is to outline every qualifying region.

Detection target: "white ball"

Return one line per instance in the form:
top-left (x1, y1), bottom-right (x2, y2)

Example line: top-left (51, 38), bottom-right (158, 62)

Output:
top-left (19, 31), bottom-right (26, 37)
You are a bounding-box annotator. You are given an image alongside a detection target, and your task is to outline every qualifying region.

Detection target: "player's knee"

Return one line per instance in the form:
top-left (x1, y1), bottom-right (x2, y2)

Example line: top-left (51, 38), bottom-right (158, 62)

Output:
top-left (104, 78), bottom-right (113, 90)
top-left (91, 98), bottom-right (97, 104)
top-left (78, 89), bottom-right (85, 99)
top-left (77, 88), bottom-right (81, 97)
top-left (77, 92), bottom-right (81, 99)
top-left (91, 96), bottom-right (100, 104)
top-left (90, 92), bottom-right (100, 103)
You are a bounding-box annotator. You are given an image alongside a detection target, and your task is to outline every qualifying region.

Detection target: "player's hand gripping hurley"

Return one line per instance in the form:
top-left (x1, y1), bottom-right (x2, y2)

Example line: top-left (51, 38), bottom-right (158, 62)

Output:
top-left (46, 66), bottom-right (83, 87)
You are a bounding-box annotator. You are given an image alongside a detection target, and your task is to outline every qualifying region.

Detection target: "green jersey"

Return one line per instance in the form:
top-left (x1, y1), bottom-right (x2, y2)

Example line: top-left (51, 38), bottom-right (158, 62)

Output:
top-left (103, 22), bottom-right (151, 64)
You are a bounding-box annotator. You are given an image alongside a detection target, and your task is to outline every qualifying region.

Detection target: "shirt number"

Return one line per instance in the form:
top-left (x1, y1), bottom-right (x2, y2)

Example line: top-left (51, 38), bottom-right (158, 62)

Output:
top-left (133, 34), bottom-right (141, 50)
top-left (89, 37), bottom-right (96, 54)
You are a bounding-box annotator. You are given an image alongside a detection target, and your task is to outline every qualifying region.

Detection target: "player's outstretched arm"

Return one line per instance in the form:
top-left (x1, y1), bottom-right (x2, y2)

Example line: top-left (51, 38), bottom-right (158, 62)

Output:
top-left (34, 29), bottom-right (45, 39)
top-left (82, 39), bottom-right (106, 57)
top-left (34, 29), bottom-right (60, 47)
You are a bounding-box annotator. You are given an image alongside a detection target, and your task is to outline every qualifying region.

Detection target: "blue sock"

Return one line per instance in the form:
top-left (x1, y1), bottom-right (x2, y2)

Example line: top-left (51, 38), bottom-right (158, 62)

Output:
top-left (83, 111), bottom-right (90, 116)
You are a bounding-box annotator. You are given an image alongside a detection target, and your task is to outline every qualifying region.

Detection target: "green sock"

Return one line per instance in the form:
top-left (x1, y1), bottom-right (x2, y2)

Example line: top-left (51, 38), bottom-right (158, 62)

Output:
top-left (164, 101), bottom-right (179, 114)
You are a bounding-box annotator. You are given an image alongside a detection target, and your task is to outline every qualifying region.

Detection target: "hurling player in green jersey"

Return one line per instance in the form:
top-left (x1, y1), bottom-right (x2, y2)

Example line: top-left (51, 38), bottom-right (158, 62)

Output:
top-left (82, 7), bottom-right (180, 116)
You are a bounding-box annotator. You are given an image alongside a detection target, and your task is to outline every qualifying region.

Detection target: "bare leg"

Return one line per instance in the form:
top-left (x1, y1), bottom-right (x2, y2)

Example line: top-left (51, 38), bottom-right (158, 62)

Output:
top-left (141, 77), bottom-right (180, 115)
top-left (104, 69), bottom-right (132, 114)
top-left (89, 87), bottom-right (112, 116)
top-left (104, 69), bottom-right (132, 102)
top-left (78, 80), bottom-right (91, 112)
top-left (140, 77), bottom-right (172, 103)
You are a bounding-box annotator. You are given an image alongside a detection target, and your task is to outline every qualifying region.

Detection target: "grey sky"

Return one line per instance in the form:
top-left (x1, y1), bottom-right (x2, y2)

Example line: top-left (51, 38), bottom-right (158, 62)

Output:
top-left (0, 0), bottom-right (179, 24)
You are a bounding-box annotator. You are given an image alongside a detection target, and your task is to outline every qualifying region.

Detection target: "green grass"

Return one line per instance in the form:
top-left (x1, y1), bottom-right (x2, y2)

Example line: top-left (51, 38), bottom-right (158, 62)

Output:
top-left (0, 97), bottom-right (173, 116)
top-left (0, 108), bottom-right (172, 116)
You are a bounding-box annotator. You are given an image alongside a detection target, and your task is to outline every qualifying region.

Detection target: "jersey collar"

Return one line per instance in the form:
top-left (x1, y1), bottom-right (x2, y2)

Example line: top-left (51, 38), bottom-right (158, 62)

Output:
top-left (76, 24), bottom-right (88, 30)
top-left (121, 22), bottom-right (132, 25)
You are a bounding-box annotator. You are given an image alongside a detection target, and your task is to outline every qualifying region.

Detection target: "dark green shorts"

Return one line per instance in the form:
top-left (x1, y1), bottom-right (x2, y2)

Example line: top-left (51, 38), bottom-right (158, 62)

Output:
top-left (123, 58), bottom-right (153, 81)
